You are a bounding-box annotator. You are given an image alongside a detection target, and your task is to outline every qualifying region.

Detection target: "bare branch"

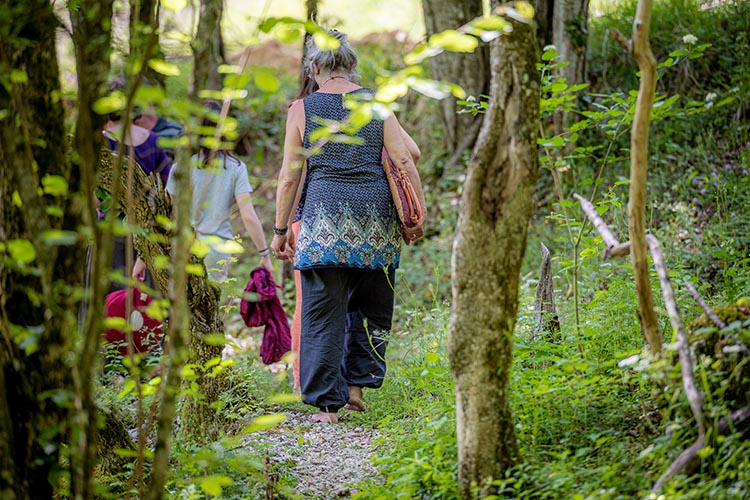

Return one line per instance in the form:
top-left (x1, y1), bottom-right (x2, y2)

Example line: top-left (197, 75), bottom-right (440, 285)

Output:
top-left (646, 234), bottom-right (706, 492)
top-left (685, 282), bottom-right (727, 329)
top-left (610, 28), bottom-right (632, 53)
top-left (573, 193), bottom-right (620, 247)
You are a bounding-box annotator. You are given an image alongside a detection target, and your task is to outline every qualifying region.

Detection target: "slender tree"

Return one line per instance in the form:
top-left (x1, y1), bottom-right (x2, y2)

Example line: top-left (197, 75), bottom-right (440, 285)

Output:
top-left (130, 0), bottom-right (166, 87)
top-left (627, 0), bottom-right (662, 352)
top-left (448, 13), bottom-right (540, 498)
top-left (421, 0), bottom-right (489, 157)
top-left (193, 0), bottom-right (226, 94)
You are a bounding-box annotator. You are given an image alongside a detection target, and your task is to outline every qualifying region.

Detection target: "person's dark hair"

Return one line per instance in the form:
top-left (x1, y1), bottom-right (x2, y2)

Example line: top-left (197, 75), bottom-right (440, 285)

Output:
top-left (295, 65), bottom-right (320, 100)
top-left (199, 100), bottom-right (237, 169)
top-left (304, 29), bottom-right (358, 80)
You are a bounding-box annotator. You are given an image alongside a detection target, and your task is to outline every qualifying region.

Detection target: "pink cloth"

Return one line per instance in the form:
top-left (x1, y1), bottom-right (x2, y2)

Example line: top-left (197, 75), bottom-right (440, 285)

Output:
top-left (240, 267), bottom-right (291, 364)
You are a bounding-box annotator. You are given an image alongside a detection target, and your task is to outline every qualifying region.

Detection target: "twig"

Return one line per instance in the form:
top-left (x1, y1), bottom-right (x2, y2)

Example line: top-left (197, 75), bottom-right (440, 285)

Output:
top-left (685, 282), bottom-right (726, 329)
top-left (646, 234), bottom-right (706, 492)
top-left (573, 194), bottom-right (620, 250)
top-left (610, 28), bottom-right (632, 53)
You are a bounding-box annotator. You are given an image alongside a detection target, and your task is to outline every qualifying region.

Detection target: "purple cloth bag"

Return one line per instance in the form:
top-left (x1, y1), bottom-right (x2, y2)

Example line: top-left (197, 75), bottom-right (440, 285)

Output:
top-left (239, 267), bottom-right (291, 364)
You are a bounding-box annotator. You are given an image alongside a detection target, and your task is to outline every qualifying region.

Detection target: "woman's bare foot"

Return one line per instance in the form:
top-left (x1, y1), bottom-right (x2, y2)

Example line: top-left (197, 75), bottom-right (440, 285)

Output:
top-left (311, 412), bottom-right (338, 423)
top-left (345, 386), bottom-right (365, 412)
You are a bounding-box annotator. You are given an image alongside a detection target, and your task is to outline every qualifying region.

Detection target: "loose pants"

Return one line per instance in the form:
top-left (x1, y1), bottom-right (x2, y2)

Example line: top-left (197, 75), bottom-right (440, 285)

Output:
top-left (299, 267), bottom-right (395, 412)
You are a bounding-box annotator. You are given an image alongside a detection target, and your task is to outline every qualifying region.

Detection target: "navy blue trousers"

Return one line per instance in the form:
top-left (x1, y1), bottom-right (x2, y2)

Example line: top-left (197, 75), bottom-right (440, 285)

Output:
top-left (299, 267), bottom-right (395, 412)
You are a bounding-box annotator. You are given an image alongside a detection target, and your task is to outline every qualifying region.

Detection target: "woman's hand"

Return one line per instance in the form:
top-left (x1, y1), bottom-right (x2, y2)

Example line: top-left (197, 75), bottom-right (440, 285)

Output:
top-left (260, 254), bottom-right (274, 274)
top-left (271, 234), bottom-right (290, 261)
top-left (403, 221), bottom-right (425, 245)
top-left (132, 257), bottom-right (147, 281)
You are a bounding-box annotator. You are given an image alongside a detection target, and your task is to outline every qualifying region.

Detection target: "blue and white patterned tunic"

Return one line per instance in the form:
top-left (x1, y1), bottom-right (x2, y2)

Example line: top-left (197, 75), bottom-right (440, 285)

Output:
top-left (294, 88), bottom-right (402, 270)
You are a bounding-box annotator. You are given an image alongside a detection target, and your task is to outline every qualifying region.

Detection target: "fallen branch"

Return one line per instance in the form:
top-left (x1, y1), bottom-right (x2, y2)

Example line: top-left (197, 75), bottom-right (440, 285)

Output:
top-left (573, 194), bottom-right (620, 249)
top-left (646, 234), bottom-right (706, 492)
top-left (717, 406), bottom-right (750, 435)
top-left (573, 194), bottom-right (708, 492)
top-left (685, 281), bottom-right (727, 329)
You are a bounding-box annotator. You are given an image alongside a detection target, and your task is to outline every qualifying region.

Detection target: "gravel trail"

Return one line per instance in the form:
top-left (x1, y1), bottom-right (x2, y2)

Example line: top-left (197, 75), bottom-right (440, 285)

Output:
top-left (241, 409), bottom-right (381, 499)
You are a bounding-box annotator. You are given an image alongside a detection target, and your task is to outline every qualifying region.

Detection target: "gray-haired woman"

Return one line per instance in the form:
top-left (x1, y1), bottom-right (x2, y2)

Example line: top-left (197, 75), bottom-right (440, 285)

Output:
top-left (271, 30), bottom-right (425, 423)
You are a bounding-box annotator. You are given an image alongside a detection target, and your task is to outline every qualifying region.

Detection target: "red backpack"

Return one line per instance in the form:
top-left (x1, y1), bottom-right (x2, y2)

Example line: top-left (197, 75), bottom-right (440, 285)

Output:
top-left (103, 288), bottom-right (164, 356)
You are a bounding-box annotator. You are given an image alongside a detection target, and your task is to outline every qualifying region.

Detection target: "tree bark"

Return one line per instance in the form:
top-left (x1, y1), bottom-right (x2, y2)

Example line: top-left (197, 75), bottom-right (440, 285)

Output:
top-left (69, 1), bottom-right (116, 497)
top-left (628, 0), bottom-right (662, 353)
top-left (130, 0), bottom-right (166, 87)
top-left (532, 243), bottom-right (560, 342)
top-left (551, 0), bottom-right (589, 133)
top-left (0, 1), bottom-right (89, 497)
top-left (449, 16), bottom-right (539, 498)
top-left (422, 0), bottom-right (488, 156)
top-left (192, 0), bottom-right (225, 95)
top-left (97, 150), bottom-right (225, 447)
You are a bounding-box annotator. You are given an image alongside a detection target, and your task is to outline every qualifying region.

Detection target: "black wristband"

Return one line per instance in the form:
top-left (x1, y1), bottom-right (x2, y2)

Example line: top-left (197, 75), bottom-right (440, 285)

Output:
top-left (272, 225), bottom-right (288, 236)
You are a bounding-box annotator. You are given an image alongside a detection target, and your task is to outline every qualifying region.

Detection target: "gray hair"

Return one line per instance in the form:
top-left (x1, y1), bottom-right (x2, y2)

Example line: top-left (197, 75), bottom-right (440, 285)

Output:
top-left (305, 29), bottom-right (359, 80)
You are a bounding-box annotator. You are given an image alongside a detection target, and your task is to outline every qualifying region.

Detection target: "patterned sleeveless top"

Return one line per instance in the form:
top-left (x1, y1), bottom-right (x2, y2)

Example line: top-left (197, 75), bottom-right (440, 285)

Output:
top-left (294, 88), bottom-right (402, 270)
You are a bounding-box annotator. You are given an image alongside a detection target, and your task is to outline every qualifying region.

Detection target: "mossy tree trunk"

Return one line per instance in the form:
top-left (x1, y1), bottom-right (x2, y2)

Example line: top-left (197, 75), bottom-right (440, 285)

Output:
top-left (97, 151), bottom-right (225, 446)
top-left (422, 0), bottom-right (489, 156)
top-left (69, 1), bottom-right (117, 497)
top-left (0, 1), bottom-right (88, 497)
top-left (448, 17), bottom-right (540, 499)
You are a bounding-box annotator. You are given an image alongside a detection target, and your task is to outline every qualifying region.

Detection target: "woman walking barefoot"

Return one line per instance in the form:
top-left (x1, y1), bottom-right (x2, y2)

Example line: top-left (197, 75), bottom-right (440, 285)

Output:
top-left (272, 30), bottom-right (425, 423)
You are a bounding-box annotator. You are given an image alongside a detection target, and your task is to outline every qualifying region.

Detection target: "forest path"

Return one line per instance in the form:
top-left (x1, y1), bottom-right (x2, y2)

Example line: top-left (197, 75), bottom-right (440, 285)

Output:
top-left (241, 408), bottom-right (381, 499)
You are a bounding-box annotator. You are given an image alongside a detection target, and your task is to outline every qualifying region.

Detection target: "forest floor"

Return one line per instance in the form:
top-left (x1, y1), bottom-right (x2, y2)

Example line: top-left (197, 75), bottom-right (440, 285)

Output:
top-left (241, 409), bottom-right (381, 499)
top-left (223, 305), bottom-right (382, 499)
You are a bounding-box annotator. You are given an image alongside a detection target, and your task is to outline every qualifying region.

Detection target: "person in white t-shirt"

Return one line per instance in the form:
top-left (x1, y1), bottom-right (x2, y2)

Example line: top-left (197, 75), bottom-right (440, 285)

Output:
top-left (133, 103), bottom-right (273, 282)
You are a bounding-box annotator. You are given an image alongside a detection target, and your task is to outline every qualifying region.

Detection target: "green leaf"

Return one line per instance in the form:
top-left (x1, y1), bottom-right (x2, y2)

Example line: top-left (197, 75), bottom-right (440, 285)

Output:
top-left (267, 393), bottom-right (302, 404)
top-left (186, 263), bottom-right (205, 275)
top-left (243, 413), bottom-right (287, 434)
top-left (403, 43), bottom-right (442, 65)
top-left (254, 69), bottom-right (280, 93)
top-left (143, 300), bottom-right (169, 322)
top-left (425, 352), bottom-right (440, 364)
top-left (12, 191), bottom-right (22, 207)
top-left (161, 0), bottom-right (187, 11)
top-left (205, 356), bottom-right (222, 370)
top-left (513, 1), bottom-right (535, 20)
top-left (429, 30), bottom-right (478, 53)
top-left (312, 31), bottom-right (341, 51)
top-left (375, 82), bottom-right (409, 103)
top-left (148, 59), bottom-right (180, 77)
top-left (42, 230), bottom-right (77, 246)
top-left (41, 175), bottom-right (68, 196)
top-left (275, 24), bottom-right (304, 43)
top-left (92, 92), bottom-right (126, 115)
top-left (117, 379), bottom-right (136, 399)
top-left (471, 16), bottom-right (508, 31)
top-left (10, 69), bottom-right (28, 84)
top-left (203, 334), bottom-right (228, 346)
top-left (199, 475), bottom-right (233, 497)
top-left (7, 239), bottom-right (36, 264)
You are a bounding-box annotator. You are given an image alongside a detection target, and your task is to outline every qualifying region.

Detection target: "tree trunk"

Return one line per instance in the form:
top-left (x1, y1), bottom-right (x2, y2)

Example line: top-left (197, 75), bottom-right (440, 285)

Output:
top-left (422, 0), bottom-right (488, 156)
top-left (0, 1), bottom-right (89, 497)
top-left (130, 0), bottom-right (166, 87)
top-left (448, 17), bottom-right (540, 499)
top-left (533, 0), bottom-right (554, 50)
top-left (69, 1), bottom-right (116, 497)
top-left (192, 0), bottom-right (225, 95)
top-left (551, 0), bottom-right (589, 133)
top-left (97, 151), bottom-right (225, 447)
top-left (628, 0), bottom-right (662, 353)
